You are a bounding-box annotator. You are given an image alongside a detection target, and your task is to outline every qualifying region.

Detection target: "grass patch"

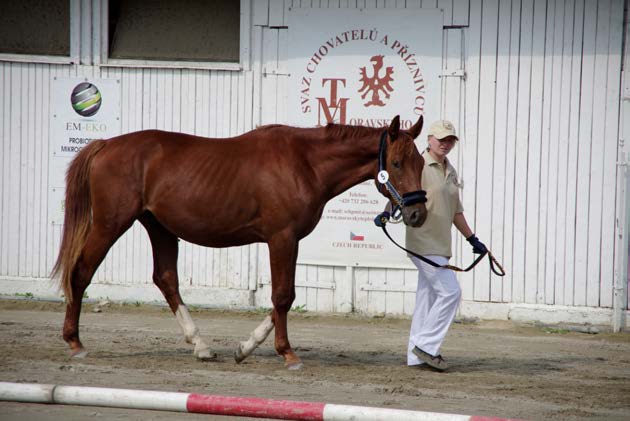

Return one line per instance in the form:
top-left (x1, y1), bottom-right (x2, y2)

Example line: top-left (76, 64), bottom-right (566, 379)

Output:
top-left (542, 327), bottom-right (569, 334)
top-left (292, 304), bottom-right (307, 313)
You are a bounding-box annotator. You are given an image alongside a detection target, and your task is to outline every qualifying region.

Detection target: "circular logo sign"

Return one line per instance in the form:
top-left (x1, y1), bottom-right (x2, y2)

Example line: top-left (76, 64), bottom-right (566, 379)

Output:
top-left (377, 170), bottom-right (389, 184)
top-left (70, 82), bottom-right (102, 117)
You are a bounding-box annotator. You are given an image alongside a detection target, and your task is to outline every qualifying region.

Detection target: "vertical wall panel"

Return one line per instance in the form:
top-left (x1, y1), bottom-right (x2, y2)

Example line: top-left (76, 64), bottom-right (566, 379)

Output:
top-left (564, 0), bottom-right (584, 306)
top-left (261, 28), bottom-right (280, 125)
top-left (1, 63), bottom-right (9, 276)
top-left (23, 65), bottom-right (35, 277)
top-left (586, 0), bottom-right (611, 307)
top-left (511, 0), bottom-right (534, 303)
top-left (474, 0), bottom-right (499, 301)
top-left (491, 0), bottom-right (512, 303)
top-left (461, 0), bottom-right (482, 301)
top-left (385, 268), bottom-right (405, 314)
top-left (8, 63), bottom-right (22, 276)
top-left (544, 0), bottom-right (564, 305)
top-left (536, 0), bottom-right (552, 305)
top-left (554, 0), bottom-right (574, 305)
top-left (269, 0), bottom-right (287, 27)
top-left (500, 0), bottom-right (521, 303)
top-left (524, 0), bottom-right (546, 304)
top-left (442, 28), bottom-right (465, 278)
top-left (367, 268), bottom-right (387, 313)
top-left (574, 0), bottom-right (596, 306)
top-left (452, 0), bottom-right (470, 26)
top-left (438, 0), bottom-right (454, 26)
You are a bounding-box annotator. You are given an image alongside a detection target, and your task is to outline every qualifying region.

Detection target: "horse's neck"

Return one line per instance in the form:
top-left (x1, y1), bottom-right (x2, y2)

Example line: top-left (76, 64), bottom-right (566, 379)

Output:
top-left (309, 130), bottom-right (380, 200)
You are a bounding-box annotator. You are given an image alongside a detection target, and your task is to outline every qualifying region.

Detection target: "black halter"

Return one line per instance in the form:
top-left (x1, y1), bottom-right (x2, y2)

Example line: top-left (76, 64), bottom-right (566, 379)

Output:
top-left (377, 131), bottom-right (427, 214)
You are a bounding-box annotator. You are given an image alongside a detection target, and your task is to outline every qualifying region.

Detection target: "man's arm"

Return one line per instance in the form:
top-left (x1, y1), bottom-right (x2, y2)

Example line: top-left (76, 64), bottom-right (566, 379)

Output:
top-left (454, 212), bottom-right (488, 254)
top-left (453, 212), bottom-right (473, 238)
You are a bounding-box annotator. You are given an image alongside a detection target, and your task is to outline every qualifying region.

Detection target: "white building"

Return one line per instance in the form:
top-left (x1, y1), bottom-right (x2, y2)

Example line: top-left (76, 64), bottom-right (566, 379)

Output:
top-left (0, 0), bottom-right (628, 330)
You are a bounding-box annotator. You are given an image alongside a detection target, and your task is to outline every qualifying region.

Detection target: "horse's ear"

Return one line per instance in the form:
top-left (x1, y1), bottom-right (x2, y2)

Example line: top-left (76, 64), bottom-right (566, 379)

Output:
top-left (388, 115), bottom-right (400, 141)
top-left (408, 115), bottom-right (424, 139)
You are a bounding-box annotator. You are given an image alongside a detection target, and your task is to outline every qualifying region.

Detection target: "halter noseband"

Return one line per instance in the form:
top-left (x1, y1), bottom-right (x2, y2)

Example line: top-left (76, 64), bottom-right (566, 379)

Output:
top-left (377, 131), bottom-right (427, 217)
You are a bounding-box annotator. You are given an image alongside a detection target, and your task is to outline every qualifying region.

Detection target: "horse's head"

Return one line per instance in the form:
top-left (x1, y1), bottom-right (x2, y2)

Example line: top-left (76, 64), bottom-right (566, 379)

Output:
top-left (375, 115), bottom-right (427, 227)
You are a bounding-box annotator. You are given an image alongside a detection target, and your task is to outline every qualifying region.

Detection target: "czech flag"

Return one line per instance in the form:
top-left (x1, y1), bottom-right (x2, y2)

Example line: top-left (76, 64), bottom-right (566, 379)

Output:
top-left (350, 232), bottom-right (364, 241)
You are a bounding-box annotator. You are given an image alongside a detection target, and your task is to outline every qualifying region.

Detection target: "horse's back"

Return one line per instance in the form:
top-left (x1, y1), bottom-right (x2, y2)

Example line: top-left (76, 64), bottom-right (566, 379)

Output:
top-left (87, 128), bottom-right (308, 245)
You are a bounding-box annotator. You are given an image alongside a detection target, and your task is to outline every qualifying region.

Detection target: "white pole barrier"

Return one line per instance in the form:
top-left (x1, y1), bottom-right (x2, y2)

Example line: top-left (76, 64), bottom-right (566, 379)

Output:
top-left (0, 382), bottom-right (518, 421)
top-left (0, 382), bottom-right (55, 403)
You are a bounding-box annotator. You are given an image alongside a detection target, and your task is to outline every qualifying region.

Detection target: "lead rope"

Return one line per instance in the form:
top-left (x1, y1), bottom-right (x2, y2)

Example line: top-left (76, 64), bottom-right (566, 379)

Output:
top-left (374, 212), bottom-right (506, 276)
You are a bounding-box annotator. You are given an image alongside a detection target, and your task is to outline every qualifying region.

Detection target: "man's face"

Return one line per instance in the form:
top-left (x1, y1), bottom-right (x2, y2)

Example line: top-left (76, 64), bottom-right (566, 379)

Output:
top-left (428, 135), bottom-right (457, 160)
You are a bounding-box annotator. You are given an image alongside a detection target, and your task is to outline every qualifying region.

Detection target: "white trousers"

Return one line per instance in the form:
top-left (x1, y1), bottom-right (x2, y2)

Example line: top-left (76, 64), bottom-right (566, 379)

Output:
top-left (407, 255), bottom-right (462, 366)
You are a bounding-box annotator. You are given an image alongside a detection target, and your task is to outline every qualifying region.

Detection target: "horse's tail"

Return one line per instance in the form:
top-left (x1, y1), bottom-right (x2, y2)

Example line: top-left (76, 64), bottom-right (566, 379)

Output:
top-left (51, 140), bottom-right (107, 303)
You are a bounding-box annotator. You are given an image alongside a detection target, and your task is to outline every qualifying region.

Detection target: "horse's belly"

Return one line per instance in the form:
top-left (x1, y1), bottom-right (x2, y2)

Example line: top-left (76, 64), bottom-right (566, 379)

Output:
top-left (152, 212), bottom-right (264, 248)
top-left (182, 228), bottom-right (263, 248)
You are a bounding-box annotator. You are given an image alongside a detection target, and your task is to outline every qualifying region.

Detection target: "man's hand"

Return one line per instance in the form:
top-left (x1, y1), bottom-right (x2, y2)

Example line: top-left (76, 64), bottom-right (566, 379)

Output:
top-left (466, 234), bottom-right (487, 254)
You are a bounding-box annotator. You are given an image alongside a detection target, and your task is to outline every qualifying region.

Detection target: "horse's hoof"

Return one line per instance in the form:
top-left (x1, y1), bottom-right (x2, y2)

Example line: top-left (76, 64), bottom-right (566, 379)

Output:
top-left (70, 348), bottom-right (88, 358)
top-left (234, 348), bottom-right (246, 364)
top-left (286, 361), bottom-right (304, 370)
top-left (196, 349), bottom-right (217, 361)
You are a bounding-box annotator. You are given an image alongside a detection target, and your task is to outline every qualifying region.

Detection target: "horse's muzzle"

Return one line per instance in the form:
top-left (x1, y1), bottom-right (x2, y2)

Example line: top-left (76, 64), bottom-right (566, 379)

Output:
top-left (400, 190), bottom-right (427, 227)
top-left (402, 205), bottom-right (427, 227)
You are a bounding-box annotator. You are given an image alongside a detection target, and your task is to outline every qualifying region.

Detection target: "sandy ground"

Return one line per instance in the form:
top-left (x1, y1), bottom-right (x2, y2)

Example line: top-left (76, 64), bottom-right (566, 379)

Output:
top-left (0, 299), bottom-right (629, 421)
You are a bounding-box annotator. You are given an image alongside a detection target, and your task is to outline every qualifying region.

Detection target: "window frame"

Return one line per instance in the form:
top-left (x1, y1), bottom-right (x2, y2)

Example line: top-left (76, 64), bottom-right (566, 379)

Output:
top-left (98, 0), bottom-right (250, 71)
top-left (0, 0), bottom-right (78, 65)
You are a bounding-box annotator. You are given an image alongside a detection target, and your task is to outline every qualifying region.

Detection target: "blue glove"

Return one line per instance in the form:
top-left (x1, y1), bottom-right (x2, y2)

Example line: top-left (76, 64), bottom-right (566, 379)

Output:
top-left (466, 234), bottom-right (488, 254)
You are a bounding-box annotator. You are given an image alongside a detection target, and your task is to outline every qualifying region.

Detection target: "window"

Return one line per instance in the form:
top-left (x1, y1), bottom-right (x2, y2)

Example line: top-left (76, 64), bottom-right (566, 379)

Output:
top-left (0, 0), bottom-right (70, 57)
top-left (108, 0), bottom-right (240, 63)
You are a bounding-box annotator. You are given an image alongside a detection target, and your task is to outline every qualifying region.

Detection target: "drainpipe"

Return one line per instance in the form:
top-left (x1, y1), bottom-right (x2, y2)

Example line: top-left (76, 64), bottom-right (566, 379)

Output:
top-left (613, 146), bottom-right (629, 332)
top-left (614, 6), bottom-right (630, 332)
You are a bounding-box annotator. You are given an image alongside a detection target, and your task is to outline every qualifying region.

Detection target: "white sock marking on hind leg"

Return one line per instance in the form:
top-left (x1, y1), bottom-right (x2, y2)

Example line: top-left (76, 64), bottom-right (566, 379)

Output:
top-left (239, 315), bottom-right (274, 357)
top-left (175, 305), bottom-right (210, 356)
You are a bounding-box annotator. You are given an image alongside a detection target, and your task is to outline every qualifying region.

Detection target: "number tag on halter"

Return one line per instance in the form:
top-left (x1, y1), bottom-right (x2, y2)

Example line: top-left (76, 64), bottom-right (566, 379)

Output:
top-left (377, 170), bottom-right (389, 184)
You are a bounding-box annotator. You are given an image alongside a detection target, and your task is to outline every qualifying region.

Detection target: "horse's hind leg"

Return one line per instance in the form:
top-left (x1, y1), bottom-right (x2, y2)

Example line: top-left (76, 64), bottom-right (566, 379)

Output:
top-left (139, 213), bottom-right (215, 361)
top-left (63, 227), bottom-right (121, 357)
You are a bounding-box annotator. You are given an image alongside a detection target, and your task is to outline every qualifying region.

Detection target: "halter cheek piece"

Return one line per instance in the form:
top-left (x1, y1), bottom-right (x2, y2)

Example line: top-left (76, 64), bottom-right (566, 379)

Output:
top-left (375, 130), bottom-right (427, 222)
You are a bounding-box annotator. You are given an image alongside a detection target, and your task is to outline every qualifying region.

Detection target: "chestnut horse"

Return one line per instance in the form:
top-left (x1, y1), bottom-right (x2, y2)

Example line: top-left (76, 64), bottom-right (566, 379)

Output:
top-left (52, 115), bottom-right (427, 369)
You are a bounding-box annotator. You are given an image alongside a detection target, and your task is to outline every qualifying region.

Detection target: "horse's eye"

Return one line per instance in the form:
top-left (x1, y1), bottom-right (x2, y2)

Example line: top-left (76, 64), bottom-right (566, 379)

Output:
top-left (392, 160), bottom-right (401, 169)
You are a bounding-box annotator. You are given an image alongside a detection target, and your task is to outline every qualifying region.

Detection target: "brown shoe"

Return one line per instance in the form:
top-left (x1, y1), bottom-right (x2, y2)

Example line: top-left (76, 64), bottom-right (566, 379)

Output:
top-left (412, 346), bottom-right (449, 372)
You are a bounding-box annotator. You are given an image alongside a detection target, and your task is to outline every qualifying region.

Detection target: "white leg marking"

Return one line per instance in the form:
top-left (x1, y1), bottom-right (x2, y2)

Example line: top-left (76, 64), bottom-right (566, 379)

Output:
top-left (235, 315), bottom-right (274, 363)
top-left (175, 305), bottom-right (215, 360)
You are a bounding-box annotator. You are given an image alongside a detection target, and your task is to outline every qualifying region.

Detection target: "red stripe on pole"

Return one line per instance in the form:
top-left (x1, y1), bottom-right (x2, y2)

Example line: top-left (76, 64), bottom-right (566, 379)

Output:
top-left (186, 394), bottom-right (326, 420)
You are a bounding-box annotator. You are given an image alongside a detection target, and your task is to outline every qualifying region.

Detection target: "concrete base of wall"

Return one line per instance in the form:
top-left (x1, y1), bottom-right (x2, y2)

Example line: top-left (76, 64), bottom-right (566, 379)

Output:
top-left (0, 277), bottom-right (254, 309)
top-left (459, 301), bottom-right (629, 329)
top-left (0, 277), bottom-right (627, 329)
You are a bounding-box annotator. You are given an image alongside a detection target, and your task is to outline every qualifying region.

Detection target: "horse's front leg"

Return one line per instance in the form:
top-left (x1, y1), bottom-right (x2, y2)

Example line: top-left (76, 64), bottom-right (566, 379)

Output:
top-left (269, 234), bottom-right (302, 369)
top-left (235, 233), bottom-right (301, 369)
top-left (235, 314), bottom-right (274, 363)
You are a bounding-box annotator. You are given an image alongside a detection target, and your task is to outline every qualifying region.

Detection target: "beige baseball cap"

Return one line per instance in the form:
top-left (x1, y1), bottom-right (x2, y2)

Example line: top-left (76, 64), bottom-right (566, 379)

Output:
top-left (428, 120), bottom-right (458, 140)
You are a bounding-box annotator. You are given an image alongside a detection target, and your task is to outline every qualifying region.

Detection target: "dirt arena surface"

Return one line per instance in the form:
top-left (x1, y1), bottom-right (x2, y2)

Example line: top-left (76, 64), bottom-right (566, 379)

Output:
top-left (0, 299), bottom-right (629, 421)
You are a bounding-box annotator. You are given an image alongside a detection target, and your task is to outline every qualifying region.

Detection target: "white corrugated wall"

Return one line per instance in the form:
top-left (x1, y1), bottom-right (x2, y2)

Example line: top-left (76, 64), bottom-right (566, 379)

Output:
top-left (0, 0), bottom-right (628, 326)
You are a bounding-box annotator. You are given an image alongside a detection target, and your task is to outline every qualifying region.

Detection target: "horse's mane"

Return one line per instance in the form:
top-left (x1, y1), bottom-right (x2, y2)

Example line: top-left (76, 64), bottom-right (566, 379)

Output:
top-left (324, 123), bottom-right (381, 140)
top-left (257, 124), bottom-right (284, 131)
top-left (254, 123), bottom-right (382, 143)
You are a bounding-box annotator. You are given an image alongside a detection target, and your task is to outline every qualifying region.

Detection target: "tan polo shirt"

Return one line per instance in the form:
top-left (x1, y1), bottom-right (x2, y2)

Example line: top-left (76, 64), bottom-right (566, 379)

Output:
top-left (405, 150), bottom-right (464, 258)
